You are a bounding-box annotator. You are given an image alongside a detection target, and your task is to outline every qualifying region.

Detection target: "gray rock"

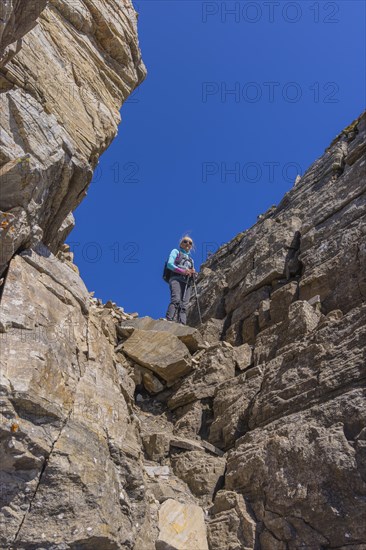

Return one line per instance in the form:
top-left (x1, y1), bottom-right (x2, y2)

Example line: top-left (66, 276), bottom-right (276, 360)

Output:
top-left (208, 490), bottom-right (257, 550)
top-left (122, 329), bottom-right (192, 383)
top-left (171, 450), bottom-right (226, 500)
top-left (167, 343), bottom-right (236, 410)
top-left (118, 316), bottom-right (203, 353)
top-left (233, 343), bottom-right (253, 371)
top-left (143, 433), bottom-right (170, 462)
top-left (1, 11), bottom-right (365, 547)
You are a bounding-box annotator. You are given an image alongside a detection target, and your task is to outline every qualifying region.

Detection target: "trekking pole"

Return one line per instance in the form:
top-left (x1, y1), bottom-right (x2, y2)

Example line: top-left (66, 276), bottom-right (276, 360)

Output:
top-left (192, 274), bottom-right (203, 325)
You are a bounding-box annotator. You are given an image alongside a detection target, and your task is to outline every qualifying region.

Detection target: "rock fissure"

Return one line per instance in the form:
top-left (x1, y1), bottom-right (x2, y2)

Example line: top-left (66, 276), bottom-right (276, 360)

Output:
top-left (12, 405), bottom-right (74, 544)
top-left (289, 514), bottom-right (331, 542)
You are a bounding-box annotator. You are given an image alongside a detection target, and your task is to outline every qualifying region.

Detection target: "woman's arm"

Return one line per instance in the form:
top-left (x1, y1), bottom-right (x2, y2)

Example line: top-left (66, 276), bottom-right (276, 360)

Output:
top-left (167, 249), bottom-right (186, 274)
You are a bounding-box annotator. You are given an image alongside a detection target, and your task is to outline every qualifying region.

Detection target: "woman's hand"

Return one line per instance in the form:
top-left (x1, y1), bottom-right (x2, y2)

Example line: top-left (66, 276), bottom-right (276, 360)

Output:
top-left (185, 268), bottom-right (196, 276)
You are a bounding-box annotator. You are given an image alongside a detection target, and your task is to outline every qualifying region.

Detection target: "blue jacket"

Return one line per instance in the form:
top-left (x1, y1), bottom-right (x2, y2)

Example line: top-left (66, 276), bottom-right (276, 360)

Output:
top-left (167, 248), bottom-right (194, 275)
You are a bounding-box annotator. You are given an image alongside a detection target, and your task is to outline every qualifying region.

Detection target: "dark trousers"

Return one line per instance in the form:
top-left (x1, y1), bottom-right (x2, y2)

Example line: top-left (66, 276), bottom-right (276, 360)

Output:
top-left (166, 278), bottom-right (191, 324)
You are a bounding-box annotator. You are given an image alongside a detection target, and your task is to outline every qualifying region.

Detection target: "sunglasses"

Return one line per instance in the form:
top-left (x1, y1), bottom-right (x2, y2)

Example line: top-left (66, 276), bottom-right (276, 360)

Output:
top-left (182, 240), bottom-right (193, 245)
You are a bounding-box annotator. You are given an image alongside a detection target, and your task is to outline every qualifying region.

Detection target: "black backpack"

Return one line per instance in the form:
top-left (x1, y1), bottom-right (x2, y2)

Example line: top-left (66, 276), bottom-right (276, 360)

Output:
top-left (163, 252), bottom-right (182, 283)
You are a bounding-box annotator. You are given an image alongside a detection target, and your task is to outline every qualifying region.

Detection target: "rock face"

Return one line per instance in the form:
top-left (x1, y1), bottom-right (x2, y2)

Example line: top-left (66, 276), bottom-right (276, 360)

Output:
top-left (0, 0), bottom-right (48, 66)
top-left (0, 245), bottom-right (144, 547)
top-left (0, 0), bottom-right (146, 275)
top-left (0, 241), bottom-right (220, 548)
top-left (187, 114), bottom-right (365, 332)
top-left (0, 3), bottom-right (365, 548)
top-left (186, 112), bottom-right (366, 549)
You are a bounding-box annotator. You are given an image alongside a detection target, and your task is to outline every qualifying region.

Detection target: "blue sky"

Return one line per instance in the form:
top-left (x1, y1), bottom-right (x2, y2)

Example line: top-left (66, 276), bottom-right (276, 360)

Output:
top-left (67, 0), bottom-right (365, 319)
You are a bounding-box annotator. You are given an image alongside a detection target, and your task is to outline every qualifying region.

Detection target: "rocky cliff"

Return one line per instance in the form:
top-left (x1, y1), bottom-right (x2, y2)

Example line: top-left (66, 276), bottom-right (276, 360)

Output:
top-left (0, 0), bottom-right (146, 275)
top-left (1, 2), bottom-right (366, 549)
top-left (186, 111), bottom-right (366, 549)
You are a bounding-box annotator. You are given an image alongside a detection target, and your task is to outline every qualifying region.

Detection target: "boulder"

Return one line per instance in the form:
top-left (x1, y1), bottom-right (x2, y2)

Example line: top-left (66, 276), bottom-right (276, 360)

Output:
top-left (122, 329), bottom-right (192, 384)
top-left (170, 436), bottom-right (224, 457)
top-left (207, 490), bottom-right (257, 550)
top-left (156, 499), bottom-right (209, 550)
top-left (171, 450), bottom-right (226, 500)
top-left (233, 343), bottom-right (253, 371)
top-left (173, 401), bottom-right (204, 439)
top-left (198, 317), bottom-right (225, 345)
top-left (168, 343), bottom-right (236, 410)
top-left (143, 433), bottom-right (170, 462)
top-left (134, 365), bottom-right (165, 395)
top-left (117, 316), bottom-right (203, 353)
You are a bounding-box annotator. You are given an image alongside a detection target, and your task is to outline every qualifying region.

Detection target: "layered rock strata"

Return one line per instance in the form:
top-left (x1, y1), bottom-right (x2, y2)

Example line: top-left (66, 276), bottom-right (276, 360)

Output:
top-left (185, 111), bottom-right (366, 549)
top-left (1, 113), bottom-right (365, 549)
top-left (0, 2), bottom-right (365, 547)
top-left (0, 245), bottom-right (219, 548)
top-left (0, 0), bottom-right (146, 276)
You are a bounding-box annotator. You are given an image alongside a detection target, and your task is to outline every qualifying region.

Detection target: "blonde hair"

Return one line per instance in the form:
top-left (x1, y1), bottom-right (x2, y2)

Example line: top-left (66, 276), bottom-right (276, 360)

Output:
top-left (179, 233), bottom-right (195, 252)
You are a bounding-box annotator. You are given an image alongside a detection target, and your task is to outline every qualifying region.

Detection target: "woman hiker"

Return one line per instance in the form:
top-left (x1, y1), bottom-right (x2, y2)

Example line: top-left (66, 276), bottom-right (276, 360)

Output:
top-left (165, 235), bottom-right (196, 325)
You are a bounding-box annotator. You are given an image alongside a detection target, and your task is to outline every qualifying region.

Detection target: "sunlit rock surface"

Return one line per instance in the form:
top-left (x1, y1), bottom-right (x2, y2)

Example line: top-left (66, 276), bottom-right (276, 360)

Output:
top-left (0, 3), bottom-right (365, 547)
top-left (0, 0), bottom-right (146, 275)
